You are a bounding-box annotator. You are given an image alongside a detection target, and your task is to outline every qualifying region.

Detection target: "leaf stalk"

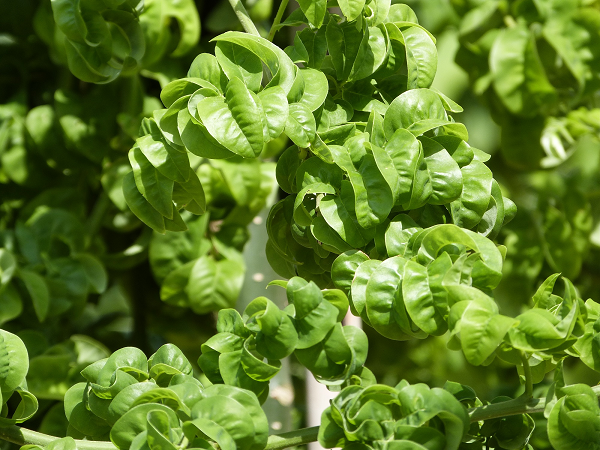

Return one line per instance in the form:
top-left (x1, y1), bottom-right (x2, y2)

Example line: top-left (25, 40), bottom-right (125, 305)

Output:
top-left (267, 0), bottom-right (290, 42)
top-left (228, 0), bottom-right (261, 37)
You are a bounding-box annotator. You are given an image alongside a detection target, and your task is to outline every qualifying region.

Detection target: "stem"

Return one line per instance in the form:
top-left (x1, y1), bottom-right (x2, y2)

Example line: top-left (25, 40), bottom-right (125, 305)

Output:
top-left (267, 0), bottom-right (289, 41)
top-left (468, 395), bottom-right (543, 423)
top-left (265, 426), bottom-right (320, 450)
top-left (520, 352), bottom-right (534, 398)
top-left (85, 192), bottom-right (110, 248)
top-left (3, 386), bottom-right (600, 450)
top-left (469, 385), bottom-right (600, 422)
top-left (0, 426), bottom-right (115, 450)
top-left (228, 0), bottom-right (261, 36)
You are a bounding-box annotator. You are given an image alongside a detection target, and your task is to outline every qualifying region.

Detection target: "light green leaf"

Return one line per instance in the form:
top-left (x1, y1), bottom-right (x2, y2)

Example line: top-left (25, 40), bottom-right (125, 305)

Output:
top-left (448, 286), bottom-right (516, 366)
top-left (490, 24), bottom-right (557, 116)
top-left (450, 159), bottom-right (493, 229)
top-left (338, 0), bottom-right (367, 22)
top-left (215, 41), bottom-right (264, 93)
top-left (298, 69), bottom-right (329, 112)
top-left (212, 32), bottom-right (297, 95)
top-left (258, 86), bottom-right (289, 142)
top-left (400, 25), bottom-right (437, 89)
top-left (285, 103), bottom-right (316, 148)
top-left (197, 77), bottom-right (265, 158)
top-left (0, 330), bottom-right (29, 394)
top-left (297, 0), bottom-right (327, 28)
top-left (383, 89), bottom-right (446, 139)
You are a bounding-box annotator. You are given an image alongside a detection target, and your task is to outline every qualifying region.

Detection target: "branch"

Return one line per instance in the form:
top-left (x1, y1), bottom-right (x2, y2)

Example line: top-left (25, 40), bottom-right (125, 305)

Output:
top-left (2, 386), bottom-right (600, 450)
top-left (0, 426), bottom-right (115, 450)
top-left (469, 385), bottom-right (600, 422)
top-left (228, 0), bottom-right (261, 36)
top-left (265, 426), bottom-right (319, 450)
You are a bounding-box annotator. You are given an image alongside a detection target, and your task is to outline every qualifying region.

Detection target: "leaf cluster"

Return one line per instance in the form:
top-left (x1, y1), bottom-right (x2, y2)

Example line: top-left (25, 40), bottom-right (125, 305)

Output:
top-left (199, 277), bottom-right (371, 402)
top-left (451, 0), bottom-right (600, 169)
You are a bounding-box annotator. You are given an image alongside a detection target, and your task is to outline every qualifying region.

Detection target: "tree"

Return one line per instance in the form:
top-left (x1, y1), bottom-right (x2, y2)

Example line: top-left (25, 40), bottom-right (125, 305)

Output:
top-left (0, 0), bottom-right (599, 449)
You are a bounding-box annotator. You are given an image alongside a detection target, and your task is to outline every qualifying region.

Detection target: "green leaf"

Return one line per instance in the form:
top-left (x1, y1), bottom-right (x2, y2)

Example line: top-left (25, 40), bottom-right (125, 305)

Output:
top-left (298, 27), bottom-right (328, 69)
top-left (74, 253), bottom-right (108, 294)
top-left (287, 278), bottom-right (339, 349)
top-left (136, 134), bottom-right (191, 183)
top-left (384, 214), bottom-right (422, 257)
top-left (161, 256), bottom-right (244, 314)
top-left (350, 260), bottom-right (381, 322)
top-left (177, 107), bottom-right (235, 160)
top-left (387, 4), bottom-right (417, 23)
top-left (285, 103), bottom-right (316, 148)
top-left (338, 0), bottom-right (367, 22)
top-left (294, 183), bottom-right (335, 227)
top-left (160, 78), bottom-right (221, 108)
top-left (197, 78), bottom-right (265, 158)
top-left (490, 23), bottom-right (557, 116)
top-left (212, 32), bottom-right (297, 95)
top-left (172, 171), bottom-right (206, 215)
top-left (382, 129), bottom-right (421, 205)
top-left (64, 383), bottom-right (111, 438)
top-left (0, 284), bottom-right (23, 325)
top-left (297, 0), bottom-right (327, 28)
top-left (111, 404), bottom-right (180, 450)
top-left (573, 300), bottom-right (600, 372)
top-left (160, 0), bottom-right (200, 57)
top-left (0, 330), bottom-right (29, 395)
top-left (327, 20), bottom-right (387, 83)
top-left (148, 343), bottom-right (193, 382)
top-left (215, 41), bottom-right (264, 93)
top-left (297, 69), bottom-right (329, 112)
top-left (0, 249), bottom-right (16, 286)
top-left (187, 54), bottom-right (228, 93)
top-left (447, 286), bottom-right (516, 366)
top-left (383, 89), bottom-right (446, 139)
top-left (258, 87), bottom-right (289, 142)
top-left (296, 156), bottom-right (343, 190)
top-left (0, 386), bottom-right (39, 425)
top-left (123, 171), bottom-right (166, 233)
top-left (319, 194), bottom-right (368, 249)
top-left (332, 250), bottom-right (370, 291)
top-left (450, 159), bottom-right (493, 229)
top-left (129, 145), bottom-right (174, 218)
top-left (397, 25), bottom-right (437, 89)
top-left (547, 385), bottom-right (600, 450)
top-left (365, 256), bottom-right (425, 340)
top-left (402, 260), bottom-right (446, 336)
top-left (184, 417), bottom-right (236, 450)
top-left (19, 270), bottom-right (50, 322)
top-left (420, 136), bottom-right (463, 205)
top-left (350, 154), bottom-right (394, 228)
top-left (285, 34), bottom-right (310, 64)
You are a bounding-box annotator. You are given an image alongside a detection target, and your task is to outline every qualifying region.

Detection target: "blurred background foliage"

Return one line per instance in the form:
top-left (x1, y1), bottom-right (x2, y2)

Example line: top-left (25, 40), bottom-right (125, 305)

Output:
top-left (0, 0), bottom-right (599, 448)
